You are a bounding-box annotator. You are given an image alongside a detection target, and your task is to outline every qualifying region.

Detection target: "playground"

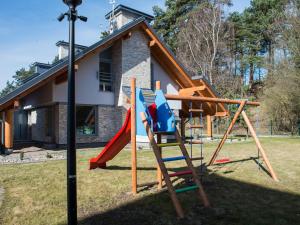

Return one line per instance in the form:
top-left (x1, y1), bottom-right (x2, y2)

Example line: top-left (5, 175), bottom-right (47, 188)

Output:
top-left (1, 78), bottom-right (300, 225)
top-left (1, 2), bottom-right (300, 224)
top-left (0, 137), bottom-right (299, 225)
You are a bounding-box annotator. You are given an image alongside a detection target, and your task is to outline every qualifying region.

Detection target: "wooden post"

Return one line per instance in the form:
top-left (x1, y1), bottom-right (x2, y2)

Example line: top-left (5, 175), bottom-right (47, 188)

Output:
top-left (180, 117), bottom-right (186, 139)
top-left (156, 81), bottom-right (163, 190)
top-left (241, 111), bottom-right (279, 181)
top-left (131, 78), bottom-right (137, 194)
top-left (4, 109), bottom-right (13, 149)
top-left (155, 80), bottom-right (161, 90)
top-left (0, 112), bottom-right (3, 147)
top-left (208, 101), bottom-right (246, 166)
top-left (207, 115), bottom-right (212, 139)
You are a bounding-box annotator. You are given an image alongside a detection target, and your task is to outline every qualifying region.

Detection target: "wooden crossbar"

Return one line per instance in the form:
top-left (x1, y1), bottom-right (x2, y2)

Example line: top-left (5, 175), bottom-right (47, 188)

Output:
top-left (165, 94), bottom-right (260, 106)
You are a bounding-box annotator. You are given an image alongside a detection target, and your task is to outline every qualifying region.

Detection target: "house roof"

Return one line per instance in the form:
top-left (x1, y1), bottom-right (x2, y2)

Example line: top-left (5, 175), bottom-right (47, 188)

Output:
top-left (56, 41), bottom-right (88, 50)
top-left (0, 16), bottom-right (227, 116)
top-left (32, 62), bottom-right (52, 69)
top-left (105, 4), bottom-right (154, 21)
top-left (0, 17), bottom-right (146, 109)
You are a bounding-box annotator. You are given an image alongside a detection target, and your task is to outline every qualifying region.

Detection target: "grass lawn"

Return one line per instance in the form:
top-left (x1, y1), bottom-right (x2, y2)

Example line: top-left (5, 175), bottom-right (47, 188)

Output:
top-left (0, 137), bottom-right (300, 225)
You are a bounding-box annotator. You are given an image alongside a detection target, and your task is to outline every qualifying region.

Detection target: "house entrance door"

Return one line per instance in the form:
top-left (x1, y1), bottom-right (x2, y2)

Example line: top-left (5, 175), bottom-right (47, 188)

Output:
top-left (14, 110), bottom-right (30, 141)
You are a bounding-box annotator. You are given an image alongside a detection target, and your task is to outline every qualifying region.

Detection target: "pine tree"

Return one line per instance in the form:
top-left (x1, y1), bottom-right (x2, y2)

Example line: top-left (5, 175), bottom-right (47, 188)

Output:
top-left (152, 0), bottom-right (202, 50)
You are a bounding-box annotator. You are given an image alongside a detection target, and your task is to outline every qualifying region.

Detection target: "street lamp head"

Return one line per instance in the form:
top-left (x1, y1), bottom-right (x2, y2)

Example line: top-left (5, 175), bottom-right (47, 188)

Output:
top-left (63, 0), bottom-right (82, 8)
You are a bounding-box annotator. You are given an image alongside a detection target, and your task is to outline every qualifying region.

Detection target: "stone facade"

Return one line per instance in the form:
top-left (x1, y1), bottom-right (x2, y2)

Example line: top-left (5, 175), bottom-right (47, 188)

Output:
top-left (13, 29), bottom-right (158, 147)
top-left (55, 104), bottom-right (122, 145)
top-left (121, 29), bottom-right (151, 89)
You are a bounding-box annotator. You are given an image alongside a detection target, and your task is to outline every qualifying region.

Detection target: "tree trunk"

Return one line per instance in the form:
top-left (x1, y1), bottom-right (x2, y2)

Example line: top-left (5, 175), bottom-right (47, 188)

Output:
top-left (240, 56), bottom-right (245, 97)
top-left (249, 61), bottom-right (254, 88)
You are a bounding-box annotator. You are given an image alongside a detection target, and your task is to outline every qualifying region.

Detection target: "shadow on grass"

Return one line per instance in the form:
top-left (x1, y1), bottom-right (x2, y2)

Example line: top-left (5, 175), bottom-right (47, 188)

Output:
top-left (77, 168), bottom-right (300, 225)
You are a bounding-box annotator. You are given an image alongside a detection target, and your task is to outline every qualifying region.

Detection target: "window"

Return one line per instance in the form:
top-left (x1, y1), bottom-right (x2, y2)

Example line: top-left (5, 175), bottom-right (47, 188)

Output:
top-left (76, 106), bottom-right (96, 135)
top-left (99, 47), bottom-right (113, 92)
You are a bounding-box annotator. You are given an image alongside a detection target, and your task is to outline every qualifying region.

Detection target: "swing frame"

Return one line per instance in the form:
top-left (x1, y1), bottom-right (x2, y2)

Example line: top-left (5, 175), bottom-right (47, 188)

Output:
top-left (165, 95), bottom-right (279, 182)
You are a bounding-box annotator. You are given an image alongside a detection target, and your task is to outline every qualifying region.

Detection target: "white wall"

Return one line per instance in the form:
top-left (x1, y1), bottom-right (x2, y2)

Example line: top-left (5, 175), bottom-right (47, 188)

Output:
top-left (115, 11), bottom-right (138, 30)
top-left (22, 82), bottom-right (53, 109)
top-left (53, 53), bottom-right (115, 105)
top-left (58, 45), bottom-right (69, 60)
top-left (152, 57), bottom-right (181, 110)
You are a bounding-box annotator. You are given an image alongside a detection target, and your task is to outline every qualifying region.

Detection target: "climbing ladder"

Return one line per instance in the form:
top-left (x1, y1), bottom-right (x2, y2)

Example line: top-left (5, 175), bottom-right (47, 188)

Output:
top-left (140, 112), bottom-right (210, 218)
top-left (186, 102), bottom-right (205, 164)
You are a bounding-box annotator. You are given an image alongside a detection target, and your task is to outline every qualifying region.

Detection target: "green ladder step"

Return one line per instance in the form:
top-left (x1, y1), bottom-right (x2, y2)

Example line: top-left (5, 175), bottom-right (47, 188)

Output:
top-left (175, 185), bottom-right (199, 193)
top-left (157, 142), bottom-right (180, 147)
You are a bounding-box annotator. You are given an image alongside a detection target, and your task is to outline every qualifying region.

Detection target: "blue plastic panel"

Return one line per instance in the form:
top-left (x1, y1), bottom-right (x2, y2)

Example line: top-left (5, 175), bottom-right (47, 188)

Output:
top-left (136, 88), bottom-right (151, 136)
top-left (155, 90), bottom-right (176, 133)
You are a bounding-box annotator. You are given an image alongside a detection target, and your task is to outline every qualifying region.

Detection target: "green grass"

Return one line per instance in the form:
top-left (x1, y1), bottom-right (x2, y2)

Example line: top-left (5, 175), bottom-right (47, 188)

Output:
top-left (0, 137), bottom-right (300, 225)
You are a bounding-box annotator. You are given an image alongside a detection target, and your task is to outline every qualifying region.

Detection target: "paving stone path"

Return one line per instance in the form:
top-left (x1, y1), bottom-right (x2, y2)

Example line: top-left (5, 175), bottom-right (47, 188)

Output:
top-left (0, 147), bottom-right (66, 165)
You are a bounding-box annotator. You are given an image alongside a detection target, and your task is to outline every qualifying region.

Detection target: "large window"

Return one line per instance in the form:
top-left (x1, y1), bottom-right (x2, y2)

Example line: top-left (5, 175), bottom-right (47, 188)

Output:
top-left (76, 106), bottom-right (96, 135)
top-left (99, 47), bottom-right (113, 92)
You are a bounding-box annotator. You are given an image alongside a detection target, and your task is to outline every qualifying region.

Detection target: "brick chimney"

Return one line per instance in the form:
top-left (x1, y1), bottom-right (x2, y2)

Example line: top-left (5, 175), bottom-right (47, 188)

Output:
top-left (105, 5), bottom-right (154, 33)
top-left (56, 41), bottom-right (87, 60)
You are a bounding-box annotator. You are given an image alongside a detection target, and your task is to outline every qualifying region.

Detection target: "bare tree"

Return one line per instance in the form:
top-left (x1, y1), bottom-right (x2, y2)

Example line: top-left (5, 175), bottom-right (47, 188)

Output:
top-left (177, 0), bottom-right (230, 85)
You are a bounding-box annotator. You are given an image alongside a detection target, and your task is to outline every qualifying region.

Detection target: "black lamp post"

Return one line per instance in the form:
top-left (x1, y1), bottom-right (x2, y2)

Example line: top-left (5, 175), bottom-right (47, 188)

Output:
top-left (58, 1), bottom-right (87, 224)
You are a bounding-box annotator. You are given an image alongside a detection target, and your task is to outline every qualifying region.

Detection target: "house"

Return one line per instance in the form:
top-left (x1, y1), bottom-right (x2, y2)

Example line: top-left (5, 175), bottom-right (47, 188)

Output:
top-left (0, 5), bottom-right (227, 150)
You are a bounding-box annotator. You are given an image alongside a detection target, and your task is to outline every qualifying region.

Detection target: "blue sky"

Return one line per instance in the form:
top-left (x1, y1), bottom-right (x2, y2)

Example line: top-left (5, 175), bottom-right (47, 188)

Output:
top-left (0, 0), bottom-right (250, 90)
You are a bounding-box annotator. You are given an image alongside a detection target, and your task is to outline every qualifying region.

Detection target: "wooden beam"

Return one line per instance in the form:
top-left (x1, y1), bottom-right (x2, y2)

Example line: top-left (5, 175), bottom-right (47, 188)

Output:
top-left (4, 109), bottom-right (13, 149)
top-left (215, 112), bottom-right (228, 117)
top-left (208, 101), bottom-right (247, 166)
top-left (131, 78), bottom-right (137, 194)
top-left (0, 112), bottom-right (4, 147)
top-left (241, 111), bottom-right (279, 181)
top-left (156, 80), bottom-right (162, 190)
top-left (165, 94), bottom-right (260, 106)
top-left (123, 32), bottom-right (132, 40)
top-left (75, 64), bottom-right (79, 72)
top-left (149, 40), bottom-right (156, 47)
top-left (179, 86), bottom-right (206, 96)
top-left (143, 25), bottom-right (227, 114)
top-left (207, 115), bottom-right (212, 138)
top-left (14, 100), bottom-right (20, 109)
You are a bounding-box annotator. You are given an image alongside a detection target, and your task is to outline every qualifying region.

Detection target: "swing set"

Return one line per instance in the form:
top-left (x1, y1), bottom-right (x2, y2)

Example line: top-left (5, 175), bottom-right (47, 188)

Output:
top-left (127, 78), bottom-right (278, 218)
top-left (165, 94), bottom-right (278, 181)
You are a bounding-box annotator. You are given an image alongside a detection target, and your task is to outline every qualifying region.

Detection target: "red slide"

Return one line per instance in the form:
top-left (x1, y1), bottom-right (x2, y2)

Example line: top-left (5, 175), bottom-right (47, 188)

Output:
top-left (89, 109), bottom-right (131, 169)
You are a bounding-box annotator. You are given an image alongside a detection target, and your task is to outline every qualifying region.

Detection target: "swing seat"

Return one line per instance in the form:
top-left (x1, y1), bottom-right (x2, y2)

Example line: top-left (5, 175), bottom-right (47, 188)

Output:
top-left (215, 158), bottom-right (231, 163)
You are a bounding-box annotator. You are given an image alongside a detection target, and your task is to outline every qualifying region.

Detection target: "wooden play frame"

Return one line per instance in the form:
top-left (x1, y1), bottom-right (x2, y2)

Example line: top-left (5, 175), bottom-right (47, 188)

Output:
top-left (130, 78), bottom-right (278, 196)
top-left (165, 95), bottom-right (278, 182)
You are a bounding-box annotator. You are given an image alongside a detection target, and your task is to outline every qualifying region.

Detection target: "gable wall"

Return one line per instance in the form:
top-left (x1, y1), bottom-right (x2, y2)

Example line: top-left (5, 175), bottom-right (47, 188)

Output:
top-left (52, 51), bottom-right (115, 105)
top-left (22, 82), bottom-right (53, 109)
top-left (118, 29), bottom-right (151, 106)
top-left (151, 57), bottom-right (181, 110)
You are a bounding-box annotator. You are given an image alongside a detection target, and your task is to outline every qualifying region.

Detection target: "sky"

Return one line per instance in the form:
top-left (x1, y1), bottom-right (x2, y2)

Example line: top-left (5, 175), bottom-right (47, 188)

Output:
top-left (0, 0), bottom-right (250, 90)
